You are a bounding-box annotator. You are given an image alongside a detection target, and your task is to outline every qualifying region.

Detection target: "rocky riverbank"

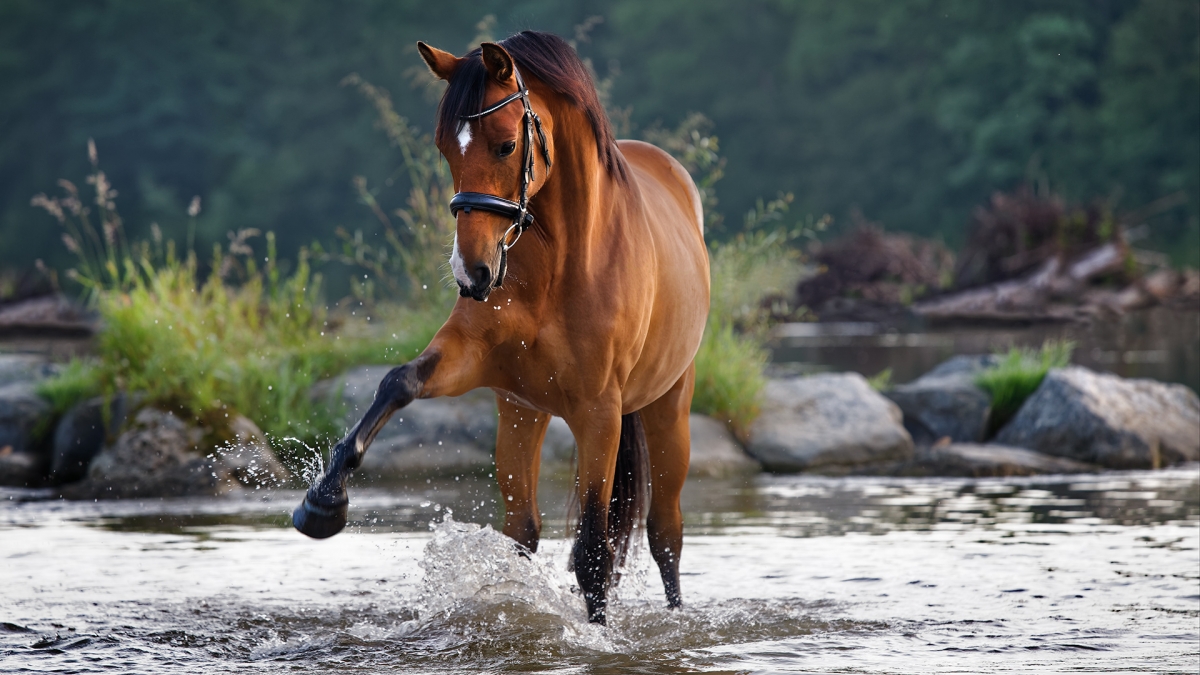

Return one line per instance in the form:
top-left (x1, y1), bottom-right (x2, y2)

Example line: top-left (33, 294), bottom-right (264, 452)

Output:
top-left (1, 350), bottom-right (1196, 497)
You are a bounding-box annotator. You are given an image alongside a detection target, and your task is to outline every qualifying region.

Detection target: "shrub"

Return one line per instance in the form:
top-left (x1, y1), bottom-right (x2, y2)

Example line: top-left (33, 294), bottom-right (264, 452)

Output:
top-left (32, 143), bottom-right (444, 459)
top-left (976, 340), bottom-right (1075, 436)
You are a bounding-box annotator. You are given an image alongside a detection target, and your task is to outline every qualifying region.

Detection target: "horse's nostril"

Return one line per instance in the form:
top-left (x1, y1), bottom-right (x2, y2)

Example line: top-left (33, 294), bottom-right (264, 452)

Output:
top-left (471, 263), bottom-right (492, 288)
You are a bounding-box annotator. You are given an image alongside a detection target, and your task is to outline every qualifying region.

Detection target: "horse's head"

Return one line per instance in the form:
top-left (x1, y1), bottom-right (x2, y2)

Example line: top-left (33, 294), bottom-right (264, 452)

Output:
top-left (418, 40), bottom-right (555, 302)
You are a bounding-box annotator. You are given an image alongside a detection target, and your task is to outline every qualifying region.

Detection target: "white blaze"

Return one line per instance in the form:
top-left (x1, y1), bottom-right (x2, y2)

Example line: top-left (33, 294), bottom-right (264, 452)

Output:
top-left (450, 232), bottom-right (470, 286)
top-left (456, 123), bottom-right (472, 155)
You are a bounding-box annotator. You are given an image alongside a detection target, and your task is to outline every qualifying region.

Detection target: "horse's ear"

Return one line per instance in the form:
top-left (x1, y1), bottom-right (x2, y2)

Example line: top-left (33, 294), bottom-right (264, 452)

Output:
top-left (480, 42), bottom-right (514, 84)
top-left (417, 41), bottom-right (461, 81)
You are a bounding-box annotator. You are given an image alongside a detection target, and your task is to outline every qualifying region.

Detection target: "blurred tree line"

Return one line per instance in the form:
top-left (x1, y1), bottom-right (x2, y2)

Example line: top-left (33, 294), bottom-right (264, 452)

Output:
top-left (2, 0), bottom-right (1197, 273)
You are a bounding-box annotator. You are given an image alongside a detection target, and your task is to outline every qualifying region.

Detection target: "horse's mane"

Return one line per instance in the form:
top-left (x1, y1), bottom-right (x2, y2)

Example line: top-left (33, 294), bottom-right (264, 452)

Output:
top-left (436, 31), bottom-right (627, 182)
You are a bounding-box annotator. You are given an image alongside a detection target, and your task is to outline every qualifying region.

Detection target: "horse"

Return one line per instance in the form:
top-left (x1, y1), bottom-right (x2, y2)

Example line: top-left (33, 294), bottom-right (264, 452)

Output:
top-left (292, 30), bottom-right (709, 625)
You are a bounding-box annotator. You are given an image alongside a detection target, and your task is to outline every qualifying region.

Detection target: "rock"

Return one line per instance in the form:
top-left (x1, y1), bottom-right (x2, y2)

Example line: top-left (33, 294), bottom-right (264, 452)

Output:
top-left (64, 408), bottom-right (288, 499)
top-left (0, 448), bottom-right (43, 487)
top-left (0, 381), bottom-right (52, 459)
top-left (885, 355), bottom-right (997, 445)
top-left (318, 366), bottom-right (498, 476)
top-left (49, 395), bottom-right (132, 484)
top-left (0, 354), bottom-right (56, 387)
top-left (905, 442), bottom-right (1097, 477)
top-left (746, 373), bottom-right (913, 472)
top-left (996, 366), bottom-right (1200, 469)
top-left (0, 295), bottom-right (97, 336)
top-left (688, 414), bottom-right (760, 476)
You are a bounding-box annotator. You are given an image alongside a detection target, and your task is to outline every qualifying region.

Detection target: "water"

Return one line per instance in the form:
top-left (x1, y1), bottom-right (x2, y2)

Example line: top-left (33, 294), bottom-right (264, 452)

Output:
top-left (2, 468), bottom-right (1197, 673)
top-left (770, 307), bottom-right (1200, 392)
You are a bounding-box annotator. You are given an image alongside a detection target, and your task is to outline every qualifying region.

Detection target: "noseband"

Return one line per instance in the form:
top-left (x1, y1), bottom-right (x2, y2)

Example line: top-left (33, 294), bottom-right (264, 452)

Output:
top-left (448, 66), bottom-right (551, 288)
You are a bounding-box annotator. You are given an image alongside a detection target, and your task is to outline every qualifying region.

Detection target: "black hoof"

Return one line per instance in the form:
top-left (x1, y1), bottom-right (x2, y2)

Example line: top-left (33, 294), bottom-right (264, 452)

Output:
top-left (292, 494), bottom-right (348, 539)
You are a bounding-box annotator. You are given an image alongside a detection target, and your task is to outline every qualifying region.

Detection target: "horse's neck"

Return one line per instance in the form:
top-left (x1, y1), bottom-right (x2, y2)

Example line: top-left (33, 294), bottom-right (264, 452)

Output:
top-left (526, 102), bottom-right (625, 280)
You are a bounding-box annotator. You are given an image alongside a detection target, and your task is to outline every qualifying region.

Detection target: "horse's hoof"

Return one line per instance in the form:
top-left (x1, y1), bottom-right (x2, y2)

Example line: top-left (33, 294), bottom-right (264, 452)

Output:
top-left (292, 494), bottom-right (348, 539)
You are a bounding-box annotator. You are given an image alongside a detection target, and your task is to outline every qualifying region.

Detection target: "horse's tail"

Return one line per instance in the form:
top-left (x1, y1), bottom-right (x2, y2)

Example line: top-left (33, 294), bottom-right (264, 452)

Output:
top-left (607, 411), bottom-right (650, 583)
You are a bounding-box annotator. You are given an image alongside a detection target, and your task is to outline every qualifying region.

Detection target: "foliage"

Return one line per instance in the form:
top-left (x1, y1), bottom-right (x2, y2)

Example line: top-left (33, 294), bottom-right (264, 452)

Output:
top-left (691, 319), bottom-right (767, 440)
top-left (32, 148), bottom-right (442, 456)
top-left (36, 358), bottom-right (101, 418)
top-left (323, 74), bottom-right (458, 310)
top-left (3, 2), bottom-right (1195, 271)
top-left (867, 368), bottom-right (893, 392)
top-left (976, 340), bottom-right (1075, 436)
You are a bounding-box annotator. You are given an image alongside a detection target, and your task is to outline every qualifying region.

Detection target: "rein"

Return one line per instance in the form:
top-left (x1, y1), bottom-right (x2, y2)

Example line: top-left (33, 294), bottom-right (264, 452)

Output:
top-left (448, 65), bottom-right (551, 287)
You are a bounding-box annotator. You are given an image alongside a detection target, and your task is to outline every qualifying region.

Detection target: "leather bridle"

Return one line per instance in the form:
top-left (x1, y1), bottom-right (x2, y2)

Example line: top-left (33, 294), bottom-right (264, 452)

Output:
top-left (448, 65), bottom-right (551, 288)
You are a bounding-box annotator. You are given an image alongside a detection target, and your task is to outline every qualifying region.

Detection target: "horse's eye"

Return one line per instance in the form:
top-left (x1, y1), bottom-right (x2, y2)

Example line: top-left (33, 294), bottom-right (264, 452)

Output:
top-left (498, 141), bottom-right (517, 158)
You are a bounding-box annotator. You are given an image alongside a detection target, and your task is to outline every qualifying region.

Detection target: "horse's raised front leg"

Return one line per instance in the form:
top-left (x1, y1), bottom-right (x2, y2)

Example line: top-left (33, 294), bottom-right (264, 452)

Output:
top-left (293, 327), bottom-right (484, 539)
top-left (640, 364), bottom-right (694, 608)
top-left (494, 396), bottom-right (549, 552)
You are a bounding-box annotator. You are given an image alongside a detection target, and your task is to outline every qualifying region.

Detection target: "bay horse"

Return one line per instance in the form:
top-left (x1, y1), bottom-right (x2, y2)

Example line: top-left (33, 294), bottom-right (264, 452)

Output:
top-left (293, 30), bottom-right (709, 625)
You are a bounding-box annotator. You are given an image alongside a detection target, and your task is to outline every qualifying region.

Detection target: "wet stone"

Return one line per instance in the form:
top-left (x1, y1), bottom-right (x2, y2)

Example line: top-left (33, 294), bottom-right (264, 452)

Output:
top-left (746, 373), bottom-right (914, 472)
top-left (900, 442), bottom-right (1098, 477)
top-left (996, 366), bottom-right (1200, 469)
top-left (49, 394), bottom-right (132, 484)
top-left (63, 408), bottom-right (288, 499)
top-left (688, 414), bottom-right (760, 477)
top-left (0, 381), bottom-right (51, 459)
top-left (884, 354), bottom-right (998, 444)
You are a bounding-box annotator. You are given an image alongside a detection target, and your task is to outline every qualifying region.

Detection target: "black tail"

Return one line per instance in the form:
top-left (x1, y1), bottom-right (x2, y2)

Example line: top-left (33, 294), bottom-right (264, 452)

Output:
top-left (607, 411), bottom-right (650, 582)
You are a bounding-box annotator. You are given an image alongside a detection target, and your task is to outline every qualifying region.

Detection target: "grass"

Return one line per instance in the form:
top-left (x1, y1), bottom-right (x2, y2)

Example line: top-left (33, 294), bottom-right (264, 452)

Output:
top-left (32, 145), bottom-right (447, 459)
top-left (690, 196), bottom-right (825, 435)
top-left (975, 340), bottom-right (1075, 436)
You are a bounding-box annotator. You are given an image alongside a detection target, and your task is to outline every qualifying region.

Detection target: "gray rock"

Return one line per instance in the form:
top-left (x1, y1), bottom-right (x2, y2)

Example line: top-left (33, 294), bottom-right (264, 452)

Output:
top-left (906, 443), bottom-right (1097, 477)
top-left (0, 449), bottom-right (43, 487)
top-left (49, 395), bottom-right (131, 484)
top-left (885, 355), bottom-right (997, 444)
top-left (688, 414), bottom-right (760, 476)
top-left (0, 381), bottom-right (51, 457)
top-left (0, 354), bottom-right (56, 387)
top-left (318, 366), bottom-right (498, 476)
top-left (65, 408), bottom-right (288, 499)
top-left (996, 366), bottom-right (1200, 469)
top-left (746, 373), bottom-right (914, 472)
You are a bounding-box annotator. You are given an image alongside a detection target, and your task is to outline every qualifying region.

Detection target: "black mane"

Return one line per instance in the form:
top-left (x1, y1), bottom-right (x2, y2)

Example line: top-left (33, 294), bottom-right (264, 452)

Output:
top-left (435, 31), bottom-right (626, 181)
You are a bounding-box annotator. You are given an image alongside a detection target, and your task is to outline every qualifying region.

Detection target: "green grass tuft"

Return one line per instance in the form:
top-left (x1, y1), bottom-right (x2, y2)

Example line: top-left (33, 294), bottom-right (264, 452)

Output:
top-left (36, 358), bottom-right (101, 417)
top-left (976, 340), bottom-right (1075, 436)
top-left (691, 318), bottom-right (768, 440)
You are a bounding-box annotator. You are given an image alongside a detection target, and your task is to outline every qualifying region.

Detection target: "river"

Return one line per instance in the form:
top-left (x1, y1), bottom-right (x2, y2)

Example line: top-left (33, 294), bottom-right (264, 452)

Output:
top-left (2, 467), bottom-right (1197, 673)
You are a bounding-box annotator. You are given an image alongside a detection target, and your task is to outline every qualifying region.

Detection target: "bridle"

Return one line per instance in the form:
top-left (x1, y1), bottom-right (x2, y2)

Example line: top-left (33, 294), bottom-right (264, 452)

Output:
top-left (448, 65), bottom-right (551, 288)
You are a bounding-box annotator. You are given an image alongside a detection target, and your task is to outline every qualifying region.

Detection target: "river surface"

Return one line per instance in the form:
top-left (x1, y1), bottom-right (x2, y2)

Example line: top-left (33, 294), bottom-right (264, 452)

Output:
top-left (2, 467), bottom-right (1197, 674)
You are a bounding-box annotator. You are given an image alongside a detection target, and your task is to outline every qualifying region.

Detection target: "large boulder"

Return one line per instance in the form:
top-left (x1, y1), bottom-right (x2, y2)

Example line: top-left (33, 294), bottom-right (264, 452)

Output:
top-left (316, 366), bottom-right (497, 476)
top-left (64, 408), bottom-right (287, 499)
top-left (746, 373), bottom-right (914, 472)
top-left (996, 366), bottom-right (1200, 469)
top-left (885, 355), bottom-right (997, 444)
top-left (903, 442), bottom-right (1097, 477)
top-left (0, 381), bottom-right (51, 458)
top-left (688, 414), bottom-right (760, 476)
top-left (49, 395), bottom-right (132, 484)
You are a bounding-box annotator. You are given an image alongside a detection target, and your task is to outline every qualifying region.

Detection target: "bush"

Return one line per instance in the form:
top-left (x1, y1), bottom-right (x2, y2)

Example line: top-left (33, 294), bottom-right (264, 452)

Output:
top-left (976, 340), bottom-right (1075, 436)
top-left (32, 144), bottom-right (444, 459)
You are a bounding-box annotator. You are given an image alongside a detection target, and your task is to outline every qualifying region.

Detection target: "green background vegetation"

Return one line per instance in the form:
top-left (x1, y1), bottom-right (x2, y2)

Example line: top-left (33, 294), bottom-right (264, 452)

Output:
top-left (3, 0), bottom-right (1197, 270)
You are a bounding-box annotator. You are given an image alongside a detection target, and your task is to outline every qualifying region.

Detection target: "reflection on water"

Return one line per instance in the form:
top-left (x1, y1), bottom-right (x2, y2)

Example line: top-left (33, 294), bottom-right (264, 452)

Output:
top-left (1, 468), bottom-right (1197, 674)
top-left (770, 307), bottom-right (1200, 391)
